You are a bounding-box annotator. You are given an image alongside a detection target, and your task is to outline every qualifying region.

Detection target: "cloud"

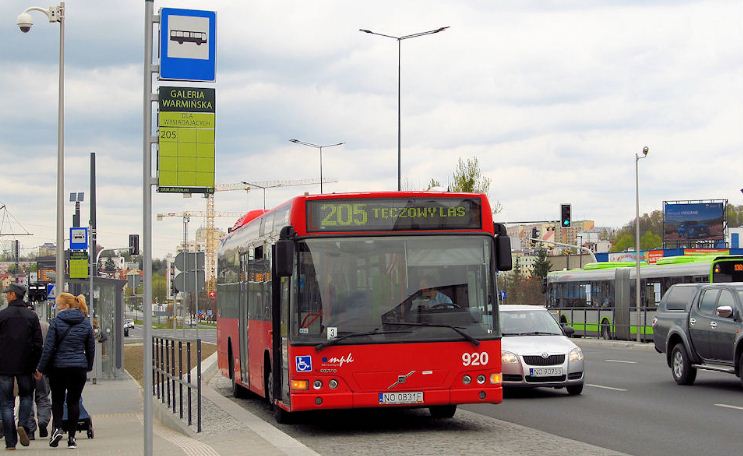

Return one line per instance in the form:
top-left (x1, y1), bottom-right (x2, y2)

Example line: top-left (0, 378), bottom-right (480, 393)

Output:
top-left (1, 0), bottom-right (743, 259)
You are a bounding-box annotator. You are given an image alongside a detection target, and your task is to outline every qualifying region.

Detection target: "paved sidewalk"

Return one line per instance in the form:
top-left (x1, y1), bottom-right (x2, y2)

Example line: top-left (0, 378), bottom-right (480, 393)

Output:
top-left (4, 372), bottom-right (311, 455)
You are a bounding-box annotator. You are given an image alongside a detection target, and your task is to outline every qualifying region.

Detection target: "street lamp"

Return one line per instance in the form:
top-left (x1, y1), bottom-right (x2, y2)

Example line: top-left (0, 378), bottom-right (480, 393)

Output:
top-left (18, 2), bottom-right (65, 296)
top-left (359, 26), bottom-right (449, 191)
top-left (635, 146), bottom-right (649, 342)
top-left (242, 181), bottom-right (281, 210)
top-left (288, 139), bottom-right (344, 194)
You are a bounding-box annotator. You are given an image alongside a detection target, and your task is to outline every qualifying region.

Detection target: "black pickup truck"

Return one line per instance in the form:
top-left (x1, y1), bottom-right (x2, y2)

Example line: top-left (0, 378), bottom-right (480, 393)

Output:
top-left (653, 283), bottom-right (743, 386)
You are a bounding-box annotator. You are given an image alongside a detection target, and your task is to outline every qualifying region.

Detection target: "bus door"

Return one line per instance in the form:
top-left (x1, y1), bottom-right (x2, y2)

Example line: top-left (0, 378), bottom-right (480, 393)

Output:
top-left (239, 252), bottom-right (250, 386)
top-left (613, 268), bottom-right (631, 339)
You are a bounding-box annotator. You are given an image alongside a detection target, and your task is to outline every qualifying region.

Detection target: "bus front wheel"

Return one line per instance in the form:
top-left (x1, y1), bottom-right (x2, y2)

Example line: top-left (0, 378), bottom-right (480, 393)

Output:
top-left (429, 405), bottom-right (457, 418)
top-left (265, 365), bottom-right (293, 423)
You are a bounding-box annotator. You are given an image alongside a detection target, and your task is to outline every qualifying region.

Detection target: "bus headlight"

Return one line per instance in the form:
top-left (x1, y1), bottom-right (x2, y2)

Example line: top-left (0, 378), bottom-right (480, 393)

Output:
top-left (313, 380), bottom-right (322, 390)
top-left (502, 351), bottom-right (519, 364)
top-left (476, 375), bottom-right (486, 384)
top-left (328, 379), bottom-right (338, 389)
top-left (568, 348), bottom-right (584, 362)
top-left (462, 375), bottom-right (472, 385)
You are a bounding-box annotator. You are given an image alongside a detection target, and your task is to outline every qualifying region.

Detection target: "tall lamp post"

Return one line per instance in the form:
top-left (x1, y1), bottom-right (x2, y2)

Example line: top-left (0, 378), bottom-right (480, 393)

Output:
top-left (359, 26), bottom-right (448, 191)
top-left (17, 2), bottom-right (65, 296)
top-left (288, 140), bottom-right (343, 194)
top-left (241, 181), bottom-right (282, 210)
top-left (635, 146), bottom-right (649, 342)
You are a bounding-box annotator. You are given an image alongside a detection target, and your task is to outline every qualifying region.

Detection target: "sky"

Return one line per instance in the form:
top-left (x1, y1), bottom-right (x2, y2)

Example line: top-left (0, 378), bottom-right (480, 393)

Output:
top-left (1, 0), bottom-right (743, 259)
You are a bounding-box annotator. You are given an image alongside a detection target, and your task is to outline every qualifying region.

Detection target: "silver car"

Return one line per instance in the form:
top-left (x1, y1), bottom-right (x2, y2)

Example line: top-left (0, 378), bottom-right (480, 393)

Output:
top-left (500, 305), bottom-right (585, 395)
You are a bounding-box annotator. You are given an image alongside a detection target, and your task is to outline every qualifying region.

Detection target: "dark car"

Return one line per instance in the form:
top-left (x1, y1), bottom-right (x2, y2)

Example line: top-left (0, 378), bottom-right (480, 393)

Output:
top-left (653, 283), bottom-right (743, 386)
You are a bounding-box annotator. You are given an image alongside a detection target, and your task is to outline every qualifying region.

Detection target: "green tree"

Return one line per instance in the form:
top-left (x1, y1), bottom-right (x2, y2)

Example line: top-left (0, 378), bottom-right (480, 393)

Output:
top-left (152, 272), bottom-right (167, 305)
top-left (640, 230), bottom-right (662, 250)
top-left (727, 204), bottom-right (743, 228)
top-left (532, 248), bottom-right (552, 280)
top-left (104, 257), bottom-right (116, 273)
top-left (450, 157), bottom-right (491, 193)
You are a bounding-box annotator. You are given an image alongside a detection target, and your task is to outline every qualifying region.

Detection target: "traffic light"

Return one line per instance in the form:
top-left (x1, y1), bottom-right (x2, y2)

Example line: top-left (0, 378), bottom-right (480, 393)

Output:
top-left (129, 234), bottom-right (140, 256)
top-left (560, 204), bottom-right (572, 228)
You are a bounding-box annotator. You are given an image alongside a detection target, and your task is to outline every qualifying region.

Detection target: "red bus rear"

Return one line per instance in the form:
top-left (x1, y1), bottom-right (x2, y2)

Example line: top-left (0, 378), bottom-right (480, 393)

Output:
top-left (217, 191), bottom-right (512, 421)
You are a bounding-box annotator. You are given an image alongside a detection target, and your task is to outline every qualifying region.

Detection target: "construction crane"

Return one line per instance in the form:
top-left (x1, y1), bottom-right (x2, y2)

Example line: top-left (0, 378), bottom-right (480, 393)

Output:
top-left (202, 178), bottom-right (337, 292)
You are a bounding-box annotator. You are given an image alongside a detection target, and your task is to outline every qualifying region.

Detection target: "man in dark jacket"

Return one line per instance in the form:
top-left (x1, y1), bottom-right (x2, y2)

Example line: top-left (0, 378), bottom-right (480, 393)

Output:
top-left (0, 284), bottom-right (43, 449)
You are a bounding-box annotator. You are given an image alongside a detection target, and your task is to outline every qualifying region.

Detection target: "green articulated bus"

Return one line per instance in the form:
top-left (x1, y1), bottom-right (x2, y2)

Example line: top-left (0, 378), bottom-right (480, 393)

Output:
top-left (545, 255), bottom-right (743, 341)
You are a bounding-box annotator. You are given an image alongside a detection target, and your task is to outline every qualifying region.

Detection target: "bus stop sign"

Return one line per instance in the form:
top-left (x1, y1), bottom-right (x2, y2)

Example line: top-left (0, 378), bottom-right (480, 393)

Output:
top-left (159, 8), bottom-right (217, 82)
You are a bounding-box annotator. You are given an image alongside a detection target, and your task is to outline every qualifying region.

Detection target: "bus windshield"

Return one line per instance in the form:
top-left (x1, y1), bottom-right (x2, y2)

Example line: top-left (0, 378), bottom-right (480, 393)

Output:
top-left (294, 235), bottom-right (497, 344)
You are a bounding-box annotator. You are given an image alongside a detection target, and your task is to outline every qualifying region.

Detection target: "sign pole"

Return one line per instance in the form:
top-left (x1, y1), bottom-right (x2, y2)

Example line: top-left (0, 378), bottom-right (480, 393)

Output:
top-left (195, 250), bottom-right (199, 340)
top-left (142, 1), bottom-right (155, 454)
top-left (88, 225), bottom-right (96, 383)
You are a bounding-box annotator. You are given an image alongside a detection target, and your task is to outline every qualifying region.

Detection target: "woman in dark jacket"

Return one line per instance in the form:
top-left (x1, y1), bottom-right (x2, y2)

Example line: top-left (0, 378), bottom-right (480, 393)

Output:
top-left (35, 293), bottom-right (95, 449)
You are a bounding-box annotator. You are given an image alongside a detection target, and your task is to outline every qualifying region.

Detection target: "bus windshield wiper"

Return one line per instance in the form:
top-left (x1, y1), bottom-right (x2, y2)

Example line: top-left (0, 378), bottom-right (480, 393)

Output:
top-left (384, 322), bottom-right (480, 346)
top-left (315, 328), bottom-right (412, 351)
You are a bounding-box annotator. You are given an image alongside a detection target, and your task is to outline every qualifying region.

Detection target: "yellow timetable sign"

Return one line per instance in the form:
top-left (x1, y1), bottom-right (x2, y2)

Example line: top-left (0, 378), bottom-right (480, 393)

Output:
top-left (157, 87), bottom-right (215, 194)
top-left (69, 251), bottom-right (89, 280)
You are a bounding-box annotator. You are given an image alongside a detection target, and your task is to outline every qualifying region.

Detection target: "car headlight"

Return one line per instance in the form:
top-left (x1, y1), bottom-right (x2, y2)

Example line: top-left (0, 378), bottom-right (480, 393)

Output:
top-left (568, 347), bottom-right (583, 362)
top-left (501, 351), bottom-right (520, 364)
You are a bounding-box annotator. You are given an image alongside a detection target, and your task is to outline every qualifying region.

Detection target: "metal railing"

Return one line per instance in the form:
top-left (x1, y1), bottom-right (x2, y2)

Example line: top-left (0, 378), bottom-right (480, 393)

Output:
top-left (152, 336), bottom-right (202, 432)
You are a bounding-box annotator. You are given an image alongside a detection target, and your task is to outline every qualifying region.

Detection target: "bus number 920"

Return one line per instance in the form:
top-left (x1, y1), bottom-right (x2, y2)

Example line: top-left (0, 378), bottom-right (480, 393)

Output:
top-left (462, 352), bottom-right (489, 366)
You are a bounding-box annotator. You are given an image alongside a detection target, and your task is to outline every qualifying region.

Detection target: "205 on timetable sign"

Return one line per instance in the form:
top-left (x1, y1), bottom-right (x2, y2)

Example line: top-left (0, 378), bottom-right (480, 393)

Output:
top-left (157, 87), bottom-right (215, 194)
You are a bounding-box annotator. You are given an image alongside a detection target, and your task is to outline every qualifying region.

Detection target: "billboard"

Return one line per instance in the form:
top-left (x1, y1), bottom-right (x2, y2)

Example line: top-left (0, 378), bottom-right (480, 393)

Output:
top-left (663, 201), bottom-right (725, 242)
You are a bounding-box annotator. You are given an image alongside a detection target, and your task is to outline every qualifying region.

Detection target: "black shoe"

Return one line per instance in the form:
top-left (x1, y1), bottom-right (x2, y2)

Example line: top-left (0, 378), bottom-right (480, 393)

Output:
top-left (16, 427), bottom-right (29, 447)
top-left (39, 426), bottom-right (48, 438)
top-left (67, 437), bottom-right (77, 449)
top-left (49, 428), bottom-right (64, 448)
top-left (27, 432), bottom-right (35, 441)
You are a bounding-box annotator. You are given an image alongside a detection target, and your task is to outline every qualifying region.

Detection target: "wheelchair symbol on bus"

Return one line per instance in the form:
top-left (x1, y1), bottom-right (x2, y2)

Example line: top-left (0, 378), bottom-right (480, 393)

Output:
top-left (295, 356), bottom-right (312, 373)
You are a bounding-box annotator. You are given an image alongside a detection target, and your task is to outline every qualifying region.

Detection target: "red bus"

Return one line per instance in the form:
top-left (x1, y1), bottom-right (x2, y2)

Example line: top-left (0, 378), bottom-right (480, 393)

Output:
top-left (217, 191), bottom-right (512, 422)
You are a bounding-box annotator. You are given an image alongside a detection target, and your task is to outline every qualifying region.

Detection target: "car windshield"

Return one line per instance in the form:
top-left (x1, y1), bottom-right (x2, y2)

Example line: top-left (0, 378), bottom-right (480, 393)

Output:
top-left (293, 235), bottom-right (497, 344)
top-left (500, 309), bottom-right (563, 336)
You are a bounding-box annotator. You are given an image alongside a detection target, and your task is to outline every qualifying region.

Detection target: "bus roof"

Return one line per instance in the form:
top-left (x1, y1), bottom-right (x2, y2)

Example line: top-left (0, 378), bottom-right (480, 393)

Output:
top-left (224, 191), bottom-right (496, 241)
top-left (547, 254), bottom-right (743, 283)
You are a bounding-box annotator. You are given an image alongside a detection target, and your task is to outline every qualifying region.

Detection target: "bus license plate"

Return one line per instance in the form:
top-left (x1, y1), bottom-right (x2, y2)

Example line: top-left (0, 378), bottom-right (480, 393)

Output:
top-left (529, 367), bottom-right (563, 377)
top-left (378, 392), bottom-right (424, 405)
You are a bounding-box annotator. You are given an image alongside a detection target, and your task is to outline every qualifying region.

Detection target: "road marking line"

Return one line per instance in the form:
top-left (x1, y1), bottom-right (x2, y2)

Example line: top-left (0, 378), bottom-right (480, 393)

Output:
top-left (586, 384), bottom-right (627, 392)
top-left (605, 359), bottom-right (637, 364)
top-left (715, 403), bottom-right (743, 411)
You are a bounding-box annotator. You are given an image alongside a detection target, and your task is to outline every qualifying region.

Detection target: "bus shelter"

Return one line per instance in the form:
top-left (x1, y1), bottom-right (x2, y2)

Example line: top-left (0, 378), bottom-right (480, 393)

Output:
top-left (69, 277), bottom-right (126, 380)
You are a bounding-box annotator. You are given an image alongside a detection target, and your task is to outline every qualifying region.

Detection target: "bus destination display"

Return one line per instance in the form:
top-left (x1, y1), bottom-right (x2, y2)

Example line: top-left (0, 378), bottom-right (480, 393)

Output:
top-left (307, 198), bottom-right (482, 232)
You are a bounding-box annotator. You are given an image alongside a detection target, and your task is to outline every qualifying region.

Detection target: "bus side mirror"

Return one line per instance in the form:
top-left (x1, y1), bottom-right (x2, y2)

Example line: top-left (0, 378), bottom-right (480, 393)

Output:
top-left (495, 235), bottom-right (512, 271)
top-left (276, 239), bottom-right (294, 277)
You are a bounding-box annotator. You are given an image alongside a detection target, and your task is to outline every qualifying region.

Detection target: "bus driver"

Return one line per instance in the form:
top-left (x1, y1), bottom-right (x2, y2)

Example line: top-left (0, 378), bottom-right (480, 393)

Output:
top-left (414, 276), bottom-right (453, 310)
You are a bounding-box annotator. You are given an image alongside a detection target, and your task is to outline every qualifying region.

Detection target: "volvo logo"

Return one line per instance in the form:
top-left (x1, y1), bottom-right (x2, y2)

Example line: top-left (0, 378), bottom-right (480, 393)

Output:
top-left (388, 371), bottom-right (416, 390)
top-left (541, 352), bottom-right (550, 359)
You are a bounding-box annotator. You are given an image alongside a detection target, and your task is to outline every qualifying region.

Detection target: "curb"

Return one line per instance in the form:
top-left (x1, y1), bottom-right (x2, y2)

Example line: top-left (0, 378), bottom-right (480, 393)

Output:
top-left (201, 380), bottom-right (321, 456)
top-left (573, 337), bottom-right (656, 350)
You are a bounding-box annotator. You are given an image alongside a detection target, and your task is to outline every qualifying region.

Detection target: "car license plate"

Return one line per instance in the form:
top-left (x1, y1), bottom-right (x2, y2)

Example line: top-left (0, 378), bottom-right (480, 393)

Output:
top-left (378, 392), bottom-right (424, 405)
top-left (529, 367), bottom-right (563, 377)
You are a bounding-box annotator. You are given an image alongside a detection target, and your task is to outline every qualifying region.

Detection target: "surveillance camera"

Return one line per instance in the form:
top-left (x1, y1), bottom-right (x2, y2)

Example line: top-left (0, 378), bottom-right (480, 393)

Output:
top-left (642, 146), bottom-right (649, 156)
top-left (17, 12), bottom-right (33, 33)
